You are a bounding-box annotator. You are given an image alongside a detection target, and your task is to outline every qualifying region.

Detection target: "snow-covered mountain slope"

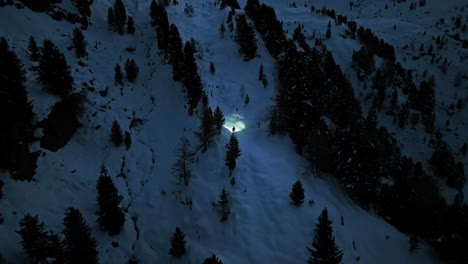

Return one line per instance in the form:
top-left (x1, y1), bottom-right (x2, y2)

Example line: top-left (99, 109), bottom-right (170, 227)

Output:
top-left (2, 0), bottom-right (465, 263)
top-left (263, 0), bottom-right (468, 199)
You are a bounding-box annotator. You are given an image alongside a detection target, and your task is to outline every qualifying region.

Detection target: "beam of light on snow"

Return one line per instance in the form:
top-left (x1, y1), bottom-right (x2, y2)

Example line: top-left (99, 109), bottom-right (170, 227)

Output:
top-left (223, 113), bottom-right (246, 133)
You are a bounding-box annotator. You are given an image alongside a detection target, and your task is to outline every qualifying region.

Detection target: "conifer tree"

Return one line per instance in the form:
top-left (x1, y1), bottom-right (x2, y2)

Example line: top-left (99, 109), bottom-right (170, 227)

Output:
top-left (213, 106), bottom-right (225, 134)
top-left (169, 227), bottom-right (187, 260)
top-left (113, 0), bottom-right (127, 34)
top-left (0, 37), bottom-right (35, 178)
top-left (27, 36), bottom-right (40, 61)
top-left (110, 120), bottom-right (123, 146)
top-left (96, 165), bottom-right (126, 236)
top-left (127, 16), bottom-right (135, 35)
top-left (124, 131), bottom-right (132, 150)
top-left (114, 64), bottom-right (124, 85)
top-left (217, 187), bottom-right (231, 222)
top-left (124, 59), bottom-right (139, 82)
top-left (307, 208), bottom-right (343, 264)
top-left (196, 106), bottom-right (216, 152)
top-left (182, 41), bottom-right (203, 114)
top-left (107, 7), bottom-right (115, 29)
top-left (168, 24), bottom-right (184, 81)
top-left (289, 180), bottom-right (305, 206)
top-left (62, 207), bottom-right (99, 264)
top-left (17, 214), bottom-right (63, 263)
top-left (225, 133), bottom-right (241, 176)
top-left (38, 39), bottom-right (74, 97)
top-left (150, 0), bottom-right (158, 26)
top-left (210, 62), bottom-right (216, 75)
top-left (235, 14), bottom-right (257, 61)
top-left (72, 0), bottom-right (93, 18)
top-left (203, 254), bottom-right (224, 264)
top-left (258, 63), bottom-right (264, 80)
top-left (72, 28), bottom-right (87, 58)
top-left (172, 137), bottom-right (195, 186)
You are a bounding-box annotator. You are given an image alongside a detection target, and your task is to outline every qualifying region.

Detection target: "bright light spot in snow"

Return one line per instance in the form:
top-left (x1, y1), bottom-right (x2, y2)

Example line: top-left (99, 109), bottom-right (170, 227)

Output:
top-left (223, 113), bottom-right (246, 133)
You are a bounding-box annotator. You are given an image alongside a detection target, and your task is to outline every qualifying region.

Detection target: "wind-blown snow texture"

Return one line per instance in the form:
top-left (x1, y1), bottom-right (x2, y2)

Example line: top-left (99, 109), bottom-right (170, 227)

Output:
top-left (1, 0), bottom-right (466, 263)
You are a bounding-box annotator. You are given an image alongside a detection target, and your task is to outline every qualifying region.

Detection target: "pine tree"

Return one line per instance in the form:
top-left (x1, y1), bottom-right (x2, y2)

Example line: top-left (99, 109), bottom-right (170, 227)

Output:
top-left (110, 120), bottom-right (123, 146)
top-left (72, 28), bottom-right (87, 58)
top-left (107, 7), bottom-right (115, 29)
top-left (169, 227), bottom-right (187, 259)
top-left (17, 214), bottom-right (63, 262)
top-left (150, 0), bottom-right (158, 27)
top-left (0, 37), bottom-right (35, 178)
top-left (235, 14), bottom-right (257, 61)
top-left (168, 24), bottom-right (184, 81)
top-left (38, 39), bottom-right (74, 97)
top-left (114, 64), bottom-right (124, 85)
top-left (96, 165), bottom-right (126, 236)
top-left (196, 106), bottom-right (216, 152)
top-left (210, 62), bottom-right (216, 75)
top-left (124, 59), bottom-right (139, 82)
top-left (27, 36), bottom-right (40, 61)
top-left (113, 0), bottom-right (127, 34)
top-left (182, 41), bottom-right (203, 114)
top-left (213, 106), bottom-right (225, 134)
top-left (225, 133), bottom-right (241, 176)
top-left (172, 137), bottom-right (195, 186)
top-left (203, 254), bottom-right (224, 264)
top-left (307, 208), bottom-right (343, 264)
top-left (217, 187), bottom-right (231, 222)
top-left (62, 207), bottom-right (99, 264)
top-left (127, 16), bottom-right (135, 35)
top-left (289, 180), bottom-right (305, 206)
top-left (124, 131), bottom-right (132, 150)
top-left (258, 63), bottom-right (264, 80)
top-left (72, 0), bottom-right (93, 18)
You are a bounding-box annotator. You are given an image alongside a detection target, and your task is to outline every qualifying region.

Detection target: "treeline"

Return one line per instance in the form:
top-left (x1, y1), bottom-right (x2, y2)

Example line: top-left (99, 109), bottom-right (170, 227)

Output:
top-left (244, 1), bottom-right (468, 263)
top-left (150, 0), bottom-right (203, 114)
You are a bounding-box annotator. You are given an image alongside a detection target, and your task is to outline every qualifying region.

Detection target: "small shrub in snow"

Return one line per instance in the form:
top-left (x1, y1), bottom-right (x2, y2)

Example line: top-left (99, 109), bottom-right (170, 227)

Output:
top-left (114, 64), bottom-right (124, 85)
top-left (110, 120), bottom-right (123, 147)
top-left (203, 254), bottom-right (224, 264)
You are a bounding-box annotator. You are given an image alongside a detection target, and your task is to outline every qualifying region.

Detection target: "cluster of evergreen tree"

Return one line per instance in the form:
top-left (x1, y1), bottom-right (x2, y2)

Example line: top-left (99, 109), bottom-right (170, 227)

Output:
top-left (150, 2), bottom-right (203, 114)
top-left (356, 26), bottom-right (396, 62)
top-left (195, 96), bottom-right (225, 152)
top-left (71, 0), bottom-right (93, 29)
top-left (96, 165), bottom-right (126, 236)
top-left (107, 0), bottom-right (128, 35)
top-left (247, 2), bottom-right (468, 263)
top-left (17, 208), bottom-right (99, 264)
top-left (351, 46), bottom-right (375, 80)
top-left (0, 37), bottom-right (38, 181)
top-left (37, 39), bottom-right (74, 97)
top-left (234, 14), bottom-right (257, 61)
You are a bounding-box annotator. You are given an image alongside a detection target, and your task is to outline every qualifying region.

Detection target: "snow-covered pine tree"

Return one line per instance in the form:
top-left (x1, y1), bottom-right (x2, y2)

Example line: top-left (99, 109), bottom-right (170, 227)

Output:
top-left (196, 106), bottom-right (216, 152)
top-left (213, 106), bottom-right (225, 134)
top-left (27, 36), bottom-right (40, 61)
top-left (168, 24), bottom-right (184, 81)
top-left (217, 187), bottom-right (231, 222)
top-left (63, 207), bottom-right (99, 264)
top-left (72, 28), bottom-right (87, 58)
top-left (172, 137), bottom-right (195, 186)
top-left (225, 133), bottom-right (241, 176)
top-left (127, 16), bottom-right (135, 35)
top-left (113, 0), bottom-right (127, 34)
top-left (289, 180), bottom-right (305, 206)
top-left (38, 39), bottom-right (74, 97)
top-left (182, 41), bottom-right (203, 114)
top-left (124, 59), bottom-right (139, 82)
top-left (96, 165), bottom-right (126, 236)
top-left (235, 14), bottom-right (257, 61)
top-left (110, 120), bottom-right (123, 147)
top-left (169, 227), bottom-right (187, 259)
top-left (307, 208), bottom-right (343, 264)
top-left (114, 64), bottom-right (124, 85)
